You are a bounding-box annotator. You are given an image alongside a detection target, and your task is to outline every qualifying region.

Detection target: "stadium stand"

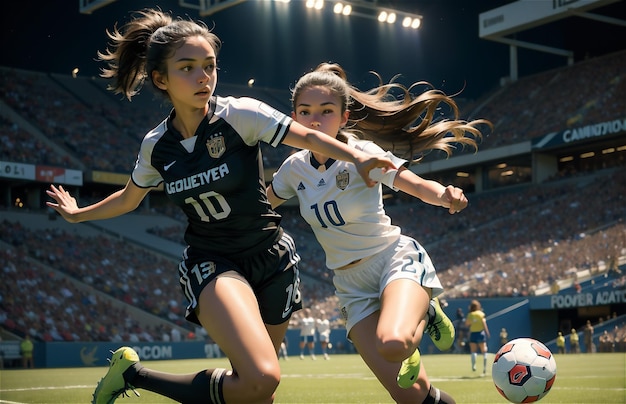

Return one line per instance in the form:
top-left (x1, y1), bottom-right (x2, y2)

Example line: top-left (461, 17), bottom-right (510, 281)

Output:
top-left (465, 51), bottom-right (626, 150)
top-left (0, 241), bottom-right (187, 343)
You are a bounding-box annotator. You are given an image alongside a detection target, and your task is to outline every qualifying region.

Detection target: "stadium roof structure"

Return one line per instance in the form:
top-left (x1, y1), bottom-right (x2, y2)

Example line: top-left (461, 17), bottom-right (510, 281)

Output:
top-left (79, 0), bottom-right (250, 15)
top-left (80, 0), bottom-right (425, 32)
top-left (478, 0), bottom-right (626, 82)
top-left (80, 0), bottom-right (422, 19)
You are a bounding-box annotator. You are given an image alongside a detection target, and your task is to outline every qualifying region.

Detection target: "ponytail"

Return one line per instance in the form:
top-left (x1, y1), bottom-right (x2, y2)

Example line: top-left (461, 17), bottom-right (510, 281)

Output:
top-left (98, 8), bottom-right (220, 101)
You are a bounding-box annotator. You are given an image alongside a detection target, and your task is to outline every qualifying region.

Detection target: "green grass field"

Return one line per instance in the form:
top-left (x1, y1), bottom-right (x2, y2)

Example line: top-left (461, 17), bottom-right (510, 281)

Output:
top-left (1, 353), bottom-right (624, 403)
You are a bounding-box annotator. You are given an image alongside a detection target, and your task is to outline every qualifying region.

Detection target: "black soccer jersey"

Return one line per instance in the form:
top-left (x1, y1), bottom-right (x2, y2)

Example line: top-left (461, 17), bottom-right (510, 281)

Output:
top-left (132, 96), bottom-right (293, 256)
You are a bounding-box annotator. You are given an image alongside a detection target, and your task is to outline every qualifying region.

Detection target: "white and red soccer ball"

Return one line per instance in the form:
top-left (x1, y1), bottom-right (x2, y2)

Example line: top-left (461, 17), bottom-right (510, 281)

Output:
top-left (492, 338), bottom-right (557, 403)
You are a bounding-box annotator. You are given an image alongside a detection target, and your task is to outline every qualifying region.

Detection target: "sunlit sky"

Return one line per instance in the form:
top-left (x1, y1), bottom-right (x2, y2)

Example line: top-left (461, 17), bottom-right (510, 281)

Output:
top-left (2, 0), bottom-right (624, 100)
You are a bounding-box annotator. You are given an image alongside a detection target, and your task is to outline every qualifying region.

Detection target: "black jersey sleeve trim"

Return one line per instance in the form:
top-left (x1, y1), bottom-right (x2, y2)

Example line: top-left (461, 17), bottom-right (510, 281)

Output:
top-left (130, 174), bottom-right (163, 190)
top-left (268, 117), bottom-right (292, 147)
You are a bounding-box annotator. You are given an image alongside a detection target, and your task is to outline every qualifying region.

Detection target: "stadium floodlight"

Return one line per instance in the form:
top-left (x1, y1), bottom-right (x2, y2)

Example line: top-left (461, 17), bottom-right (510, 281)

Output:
top-left (301, 1), bottom-right (422, 28)
top-left (306, 0), bottom-right (325, 10)
top-left (402, 16), bottom-right (421, 29)
top-left (333, 3), bottom-right (352, 15)
top-left (377, 11), bottom-right (396, 24)
top-left (332, 1), bottom-right (421, 28)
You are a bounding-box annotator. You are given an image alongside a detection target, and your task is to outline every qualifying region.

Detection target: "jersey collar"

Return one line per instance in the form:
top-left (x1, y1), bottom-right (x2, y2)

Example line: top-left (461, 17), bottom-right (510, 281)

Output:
top-left (166, 96), bottom-right (217, 140)
top-left (309, 153), bottom-right (336, 171)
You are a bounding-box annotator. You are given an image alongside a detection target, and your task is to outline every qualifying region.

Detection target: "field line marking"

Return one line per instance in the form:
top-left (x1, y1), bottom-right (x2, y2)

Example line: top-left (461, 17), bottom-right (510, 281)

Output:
top-left (0, 385), bottom-right (93, 392)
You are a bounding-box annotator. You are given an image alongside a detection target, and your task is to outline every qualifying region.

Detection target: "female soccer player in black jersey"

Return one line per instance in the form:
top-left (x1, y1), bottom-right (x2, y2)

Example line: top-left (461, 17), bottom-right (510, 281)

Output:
top-left (46, 9), bottom-right (394, 404)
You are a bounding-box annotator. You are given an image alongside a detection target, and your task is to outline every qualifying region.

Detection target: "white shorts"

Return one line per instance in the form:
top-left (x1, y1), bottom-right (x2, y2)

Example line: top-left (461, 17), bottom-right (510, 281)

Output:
top-left (319, 332), bottom-right (331, 343)
top-left (333, 234), bottom-right (443, 336)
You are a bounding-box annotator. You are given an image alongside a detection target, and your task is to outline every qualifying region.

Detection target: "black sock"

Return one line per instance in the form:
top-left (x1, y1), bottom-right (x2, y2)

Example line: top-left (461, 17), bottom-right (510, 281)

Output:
top-left (422, 385), bottom-right (456, 404)
top-left (125, 364), bottom-right (226, 404)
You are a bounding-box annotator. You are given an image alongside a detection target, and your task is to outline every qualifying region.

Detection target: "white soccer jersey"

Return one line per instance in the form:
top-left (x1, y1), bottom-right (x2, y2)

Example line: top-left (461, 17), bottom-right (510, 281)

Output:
top-left (316, 318), bottom-right (331, 337)
top-left (300, 316), bottom-right (316, 336)
top-left (271, 138), bottom-right (407, 269)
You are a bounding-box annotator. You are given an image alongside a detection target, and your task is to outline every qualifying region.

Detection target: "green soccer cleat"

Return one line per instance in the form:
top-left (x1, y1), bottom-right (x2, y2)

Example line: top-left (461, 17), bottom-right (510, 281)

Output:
top-left (92, 346), bottom-right (141, 404)
top-left (397, 348), bottom-right (421, 389)
top-left (426, 297), bottom-right (455, 351)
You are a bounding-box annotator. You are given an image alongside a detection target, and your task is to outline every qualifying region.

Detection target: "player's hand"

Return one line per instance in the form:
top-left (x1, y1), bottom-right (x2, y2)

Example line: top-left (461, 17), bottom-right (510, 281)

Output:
top-left (438, 185), bottom-right (468, 214)
top-left (354, 155), bottom-right (396, 187)
top-left (46, 184), bottom-right (81, 223)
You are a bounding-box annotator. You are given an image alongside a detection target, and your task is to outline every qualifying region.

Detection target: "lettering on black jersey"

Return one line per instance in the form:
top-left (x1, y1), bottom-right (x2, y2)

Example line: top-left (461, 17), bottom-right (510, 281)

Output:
top-left (165, 163), bottom-right (230, 194)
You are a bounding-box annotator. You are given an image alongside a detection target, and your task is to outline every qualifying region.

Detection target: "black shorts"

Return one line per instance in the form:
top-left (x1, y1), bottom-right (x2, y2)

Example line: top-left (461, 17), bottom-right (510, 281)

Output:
top-left (178, 231), bottom-right (302, 325)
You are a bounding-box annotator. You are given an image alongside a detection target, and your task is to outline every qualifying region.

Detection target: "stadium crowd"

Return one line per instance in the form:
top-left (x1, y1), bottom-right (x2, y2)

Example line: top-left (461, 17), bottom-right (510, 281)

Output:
top-left (0, 116), bottom-right (70, 167)
top-left (0, 245), bottom-right (179, 342)
top-left (1, 67), bottom-right (141, 172)
top-left (450, 50), bottom-right (626, 150)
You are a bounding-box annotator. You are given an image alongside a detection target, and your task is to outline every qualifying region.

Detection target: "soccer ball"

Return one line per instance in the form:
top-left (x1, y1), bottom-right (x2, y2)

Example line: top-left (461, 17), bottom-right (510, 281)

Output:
top-left (492, 338), bottom-right (557, 403)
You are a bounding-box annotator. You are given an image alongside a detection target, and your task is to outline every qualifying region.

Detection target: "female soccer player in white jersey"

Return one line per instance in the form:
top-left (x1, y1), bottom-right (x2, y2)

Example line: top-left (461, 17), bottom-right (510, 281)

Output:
top-left (268, 63), bottom-right (491, 404)
top-left (298, 308), bottom-right (317, 360)
top-left (45, 10), bottom-right (394, 404)
top-left (316, 310), bottom-right (332, 360)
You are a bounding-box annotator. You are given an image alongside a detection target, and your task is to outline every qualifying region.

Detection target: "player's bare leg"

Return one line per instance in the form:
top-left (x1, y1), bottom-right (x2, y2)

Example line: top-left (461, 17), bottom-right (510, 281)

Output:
top-left (106, 275), bottom-right (283, 404)
top-left (197, 275), bottom-right (283, 403)
top-left (351, 312), bottom-right (447, 403)
top-left (266, 320), bottom-right (290, 357)
top-left (377, 279), bottom-right (430, 388)
top-left (378, 279), bottom-right (430, 362)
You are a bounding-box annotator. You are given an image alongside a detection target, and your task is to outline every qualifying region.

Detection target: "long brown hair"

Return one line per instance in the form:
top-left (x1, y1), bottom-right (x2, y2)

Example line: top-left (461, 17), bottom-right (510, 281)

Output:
top-left (469, 299), bottom-right (482, 312)
top-left (292, 63), bottom-right (492, 162)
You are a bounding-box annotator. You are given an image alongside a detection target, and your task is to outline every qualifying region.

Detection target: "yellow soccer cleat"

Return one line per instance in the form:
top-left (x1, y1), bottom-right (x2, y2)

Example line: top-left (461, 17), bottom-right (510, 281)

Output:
top-left (397, 348), bottom-right (421, 389)
top-left (92, 346), bottom-right (141, 404)
top-left (426, 297), bottom-right (455, 351)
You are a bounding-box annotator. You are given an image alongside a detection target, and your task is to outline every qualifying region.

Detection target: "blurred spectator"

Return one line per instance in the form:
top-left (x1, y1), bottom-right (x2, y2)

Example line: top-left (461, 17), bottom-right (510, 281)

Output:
top-left (570, 329), bottom-right (580, 353)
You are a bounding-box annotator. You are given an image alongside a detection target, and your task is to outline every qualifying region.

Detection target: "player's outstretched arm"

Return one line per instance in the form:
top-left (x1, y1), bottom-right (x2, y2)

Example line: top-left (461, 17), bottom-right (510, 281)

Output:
top-left (282, 121), bottom-right (396, 188)
top-left (46, 180), bottom-right (149, 223)
top-left (392, 167), bottom-right (468, 214)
